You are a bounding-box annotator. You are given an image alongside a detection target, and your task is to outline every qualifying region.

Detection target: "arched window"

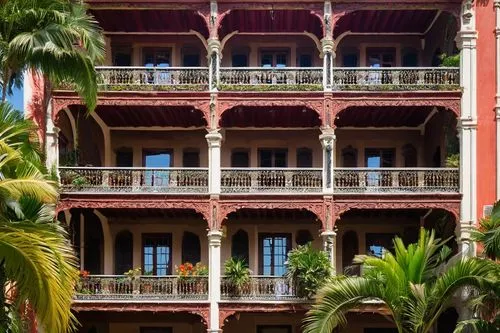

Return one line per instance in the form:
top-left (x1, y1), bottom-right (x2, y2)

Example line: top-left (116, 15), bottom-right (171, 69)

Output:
top-left (114, 230), bottom-right (133, 274)
top-left (182, 232), bottom-right (201, 264)
top-left (342, 146), bottom-right (358, 167)
top-left (83, 211), bottom-right (104, 274)
top-left (342, 231), bottom-right (359, 275)
top-left (231, 229), bottom-right (249, 264)
top-left (296, 229), bottom-right (313, 246)
top-left (402, 144), bottom-right (418, 167)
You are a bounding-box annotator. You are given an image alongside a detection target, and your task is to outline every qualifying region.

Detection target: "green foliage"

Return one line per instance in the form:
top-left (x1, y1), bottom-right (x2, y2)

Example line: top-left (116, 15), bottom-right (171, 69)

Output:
top-left (0, 0), bottom-right (105, 110)
top-left (285, 243), bottom-right (332, 298)
top-left (218, 84), bottom-right (323, 92)
top-left (303, 229), bottom-right (499, 333)
top-left (440, 54), bottom-right (460, 67)
top-left (224, 257), bottom-right (251, 294)
top-left (471, 200), bottom-right (500, 260)
top-left (445, 154), bottom-right (460, 168)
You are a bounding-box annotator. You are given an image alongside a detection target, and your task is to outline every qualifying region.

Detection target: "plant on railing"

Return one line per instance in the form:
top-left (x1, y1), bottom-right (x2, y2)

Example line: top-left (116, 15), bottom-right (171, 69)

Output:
top-left (76, 270), bottom-right (92, 294)
top-left (124, 267), bottom-right (142, 281)
top-left (445, 153), bottom-right (460, 168)
top-left (440, 53), bottom-right (460, 67)
top-left (285, 243), bottom-right (332, 298)
top-left (176, 262), bottom-right (208, 294)
top-left (224, 257), bottom-right (251, 297)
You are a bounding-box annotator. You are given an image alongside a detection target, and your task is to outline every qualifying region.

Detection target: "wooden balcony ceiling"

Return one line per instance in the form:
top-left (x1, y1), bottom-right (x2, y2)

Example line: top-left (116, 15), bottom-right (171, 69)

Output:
top-left (218, 9), bottom-right (323, 39)
top-left (90, 9), bottom-right (209, 37)
top-left (99, 208), bottom-right (205, 220)
top-left (220, 106), bottom-right (321, 128)
top-left (334, 10), bottom-right (442, 38)
top-left (93, 105), bottom-right (207, 127)
top-left (335, 106), bottom-right (437, 128)
top-left (226, 208), bottom-right (318, 221)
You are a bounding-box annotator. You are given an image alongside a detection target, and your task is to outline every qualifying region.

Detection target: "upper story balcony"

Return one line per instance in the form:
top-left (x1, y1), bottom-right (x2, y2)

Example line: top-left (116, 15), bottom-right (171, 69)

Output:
top-left (52, 7), bottom-right (462, 94)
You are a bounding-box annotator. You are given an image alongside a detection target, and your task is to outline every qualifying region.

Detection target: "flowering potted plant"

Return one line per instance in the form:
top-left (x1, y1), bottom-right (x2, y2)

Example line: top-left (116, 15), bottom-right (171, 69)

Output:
top-left (175, 262), bottom-right (208, 295)
top-left (77, 270), bottom-right (92, 294)
top-left (124, 267), bottom-right (141, 294)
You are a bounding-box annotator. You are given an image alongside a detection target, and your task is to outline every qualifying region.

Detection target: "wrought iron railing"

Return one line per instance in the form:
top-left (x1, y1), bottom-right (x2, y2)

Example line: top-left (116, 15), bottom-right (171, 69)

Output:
top-left (220, 276), bottom-right (305, 301)
top-left (59, 167), bottom-right (209, 193)
top-left (219, 67), bottom-right (323, 90)
top-left (220, 168), bottom-right (323, 193)
top-left (332, 67), bottom-right (460, 91)
top-left (75, 275), bottom-right (208, 300)
top-left (334, 168), bottom-right (459, 193)
top-left (94, 66), bottom-right (209, 91)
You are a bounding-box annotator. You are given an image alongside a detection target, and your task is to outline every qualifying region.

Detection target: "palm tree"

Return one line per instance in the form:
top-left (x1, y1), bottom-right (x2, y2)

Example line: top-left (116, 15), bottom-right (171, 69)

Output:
top-left (0, 102), bottom-right (79, 333)
top-left (303, 229), bottom-right (499, 333)
top-left (471, 201), bottom-right (500, 261)
top-left (0, 0), bottom-right (105, 111)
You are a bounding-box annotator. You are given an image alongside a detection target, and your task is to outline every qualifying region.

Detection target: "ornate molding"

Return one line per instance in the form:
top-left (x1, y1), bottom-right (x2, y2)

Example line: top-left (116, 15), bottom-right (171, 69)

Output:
top-left (330, 94), bottom-right (461, 123)
top-left (51, 93), bottom-right (211, 127)
top-left (57, 197), bottom-right (212, 224)
top-left (333, 196), bottom-right (461, 222)
top-left (218, 198), bottom-right (326, 229)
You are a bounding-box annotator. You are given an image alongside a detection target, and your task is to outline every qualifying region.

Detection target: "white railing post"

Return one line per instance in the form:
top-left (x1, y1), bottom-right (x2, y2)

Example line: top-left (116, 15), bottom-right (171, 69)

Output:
top-left (320, 128), bottom-right (336, 194)
top-left (321, 39), bottom-right (334, 91)
top-left (208, 230), bottom-right (222, 333)
top-left (208, 39), bottom-right (221, 92)
top-left (206, 130), bottom-right (223, 194)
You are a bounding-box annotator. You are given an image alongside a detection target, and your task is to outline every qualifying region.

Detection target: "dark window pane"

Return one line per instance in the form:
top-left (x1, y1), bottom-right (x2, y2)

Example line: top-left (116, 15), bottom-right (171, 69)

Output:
top-left (261, 54), bottom-right (273, 67)
top-left (182, 232), bottom-right (201, 263)
top-left (232, 54), bottom-right (248, 67)
top-left (231, 229), bottom-right (249, 264)
top-left (299, 54), bottom-right (312, 67)
top-left (142, 234), bottom-right (172, 275)
top-left (259, 150), bottom-right (273, 167)
top-left (343, 54), bottom-right (358, 67)
top-left (297, 148), bottom-right (313, 167)
top-left (183, 150), bottom-right (200, 168)
top-left (231, 151), bottom-right (249, 167)
top-left (114, 52), bottom-right (131, 66)
top-left (257, 325), bottom-right (292, 333)
top-left (183, 54), bottom-right (200, 67)
top-left (140, 328), bottom-right (173, 333)
top-left (115, 230), bottom-right (133, 274)
top-left (259, 234), bottom-right (291, 275)
top-left (116, 149), bottom-right (133, 167)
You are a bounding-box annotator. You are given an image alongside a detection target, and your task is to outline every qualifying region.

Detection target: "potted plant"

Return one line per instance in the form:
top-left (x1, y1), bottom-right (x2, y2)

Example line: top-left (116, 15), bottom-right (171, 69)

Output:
top-left (124, 267), bottom-right (141, 294)
top-left (223, 257), bottom-right (251, 297)
top-left (176, 262), bottom-right (209, 295)
top-left (285, 243), bottom-right (332, 299)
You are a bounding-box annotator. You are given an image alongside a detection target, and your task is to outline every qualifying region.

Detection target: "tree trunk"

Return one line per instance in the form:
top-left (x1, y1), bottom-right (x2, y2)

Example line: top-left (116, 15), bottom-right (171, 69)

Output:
top-left (0, 260), bottom-right (8, 332)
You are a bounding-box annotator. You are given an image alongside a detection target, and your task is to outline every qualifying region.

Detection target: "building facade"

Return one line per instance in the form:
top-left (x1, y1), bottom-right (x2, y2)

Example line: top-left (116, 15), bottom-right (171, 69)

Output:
top-left (24, 0), bottom-right (497, 332)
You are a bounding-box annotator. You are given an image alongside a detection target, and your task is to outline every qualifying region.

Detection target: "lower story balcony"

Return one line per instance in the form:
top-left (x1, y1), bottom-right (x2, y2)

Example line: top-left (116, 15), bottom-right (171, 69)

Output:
top-left (59, 167), bottom-right (459, 194)
top-left (76, 275), bottom-right (208, 301)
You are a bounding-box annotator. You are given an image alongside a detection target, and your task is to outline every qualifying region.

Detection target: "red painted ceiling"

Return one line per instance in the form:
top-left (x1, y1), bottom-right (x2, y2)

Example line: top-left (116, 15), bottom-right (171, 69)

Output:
top-left (334, 106), bottom-right (436, 127)
top-left (92, 105), bottom-right (207, 127)
top-left (334, 10), bottom-right (440, 38)
top-left (218, 10), bottom-right (323, 39)
top-left (220, 106), bottom-right (321, 128)
top-left (90, 10), bottom-right (209, 37)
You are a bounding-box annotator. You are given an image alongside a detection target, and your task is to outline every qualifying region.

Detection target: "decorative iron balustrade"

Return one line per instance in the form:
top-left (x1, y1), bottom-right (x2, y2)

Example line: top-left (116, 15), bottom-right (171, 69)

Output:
top-left (59, 167), bottom-right (208, 193)
top-left (221, 276), bottom-right (306, 301)
top-left (219, 67), bottom-right (323, 91)
top-left (220, 168), bottom-right (323, 193)
top-left (332, 67), bottom-right (460, 91)
top-left (334, 168), bottom-right (459, 193)
top-left (75, 275), bottom-right (208, 300)
top-left (94, 66), bottom-right (209, 91)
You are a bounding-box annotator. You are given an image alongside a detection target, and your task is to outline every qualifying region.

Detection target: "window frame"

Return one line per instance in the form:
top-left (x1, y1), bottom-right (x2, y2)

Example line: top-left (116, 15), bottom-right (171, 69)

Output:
top-left (258, 233), bottom-right (292, 276)
top-left (142, 233), bottom-right (173, 275)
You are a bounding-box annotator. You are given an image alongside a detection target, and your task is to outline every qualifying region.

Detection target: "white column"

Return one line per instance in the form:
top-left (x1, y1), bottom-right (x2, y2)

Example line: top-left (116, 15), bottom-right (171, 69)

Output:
top-left (207, 230), bottom-right (223, 333)
top-left (456, 0), bottom-right (477, 258)
top-left (45, 101), bottom-right (59, 172)
top-left (320, 128), bottom-right (336, 194)
top-left (208, 39), bottom-right (221, 92)
top-left (206, 130), bottom-right (223, 194)
top-left (321, 230), bottom-right (336, 274)
top-left (321, 39), bottom-right (334, 91)
top-left (495, 0), bottom-right (500, 199)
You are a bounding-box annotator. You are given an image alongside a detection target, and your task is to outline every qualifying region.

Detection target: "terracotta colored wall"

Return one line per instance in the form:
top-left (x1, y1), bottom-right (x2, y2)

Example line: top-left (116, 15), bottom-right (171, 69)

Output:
top-left (476, 1), bottom-right (497, 220)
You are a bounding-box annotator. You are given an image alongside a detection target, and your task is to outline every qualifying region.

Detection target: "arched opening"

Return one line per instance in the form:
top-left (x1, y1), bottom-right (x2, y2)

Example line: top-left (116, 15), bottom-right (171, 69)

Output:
top-left (437, 308), bottom-right (459, 333)
top-left (402, 144), bottom-right (418, 167)
top-left (231, 229), bottom-right (250, 264)
top-left (114, 230), bottom-right (133, 274)
top-left (182, 231), bottom-right (201, 264)
top-left (83, 211), bottom-right (104, 274)
top-left (342, 231), bottom-right (359, 275)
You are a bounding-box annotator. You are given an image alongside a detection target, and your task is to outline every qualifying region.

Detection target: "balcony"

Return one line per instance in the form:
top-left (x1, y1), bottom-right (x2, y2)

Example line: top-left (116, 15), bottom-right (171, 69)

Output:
top-left (334, 168), bottom-right (459, 193)
top-left (332, 67), bottom-right (460, 91)
top-left (75, 275), bottom-right (208, 301)
top-left (219, 67), bottom-right (323, 91)
top-left (95, 66), bottom-right (209, 92)
top-left (220, 168), bottom-right (323, 194)
top-left (59, 167), bottom-right (208, 194)
top-left (220, 276), bottom-right (305, 302)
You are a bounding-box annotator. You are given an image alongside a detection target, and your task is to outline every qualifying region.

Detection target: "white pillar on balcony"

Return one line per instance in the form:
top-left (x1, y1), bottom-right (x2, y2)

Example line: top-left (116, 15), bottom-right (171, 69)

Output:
top-left (206, 130), bottom-right (223, 194)
top-left (321, 38), bottom-right (334, 91)
top-left (45, 102), bottom-right (59, 172)
top-left (208, 38), bottom-right (221, 92)
top-left (456, 0), bottom-right (477, 258)
top-left (321, 230), bottom-right (336, 274)
top-left (320, 128), bottom-right (336, 194)
top-left (207, 230), bottom-right (223, 333)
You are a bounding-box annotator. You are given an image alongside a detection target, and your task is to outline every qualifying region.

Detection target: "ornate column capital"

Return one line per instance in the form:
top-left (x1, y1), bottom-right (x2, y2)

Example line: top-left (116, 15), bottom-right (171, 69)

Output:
top-left (208, 230), bottom-right (223, 246)
top-left (207, 38), bottom-right (221, 56)
top-left (319, 128), bottom-right (336, 147)
top-left (206, 130), bottom-right (223, 146)
top-left (321, 38), bottom-right (335, 57)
